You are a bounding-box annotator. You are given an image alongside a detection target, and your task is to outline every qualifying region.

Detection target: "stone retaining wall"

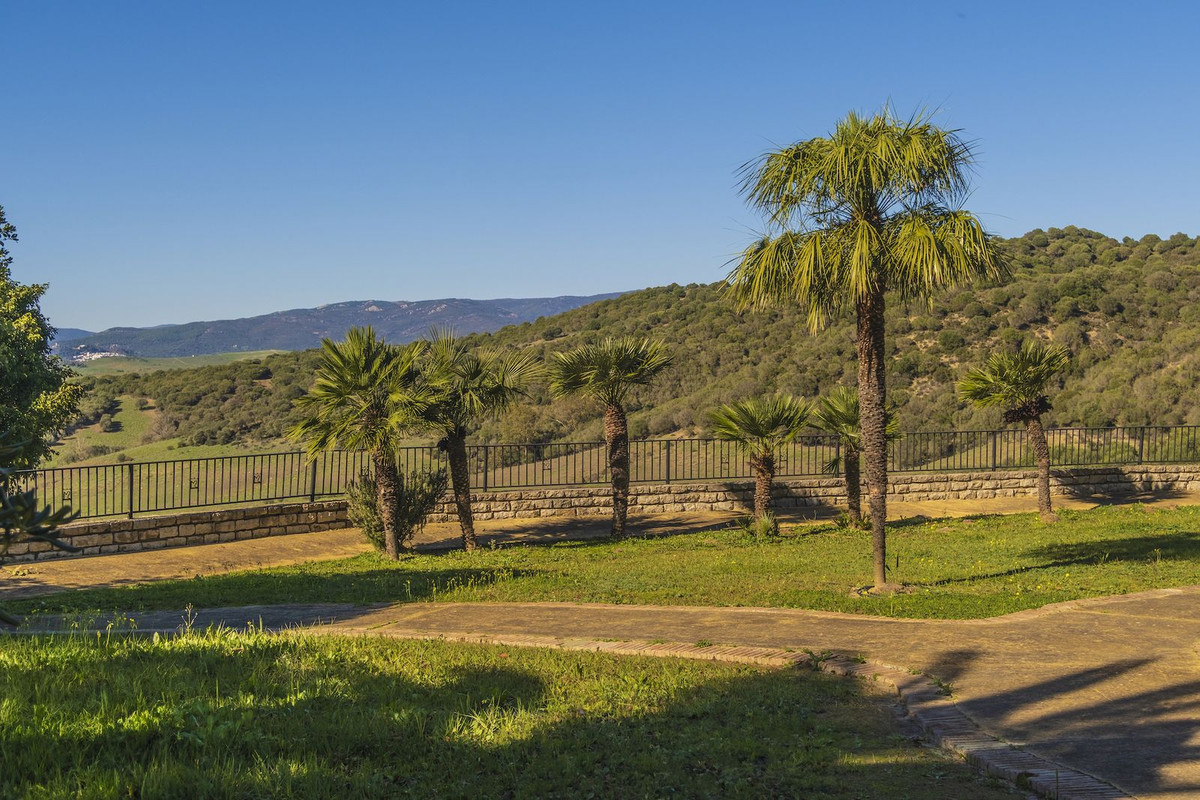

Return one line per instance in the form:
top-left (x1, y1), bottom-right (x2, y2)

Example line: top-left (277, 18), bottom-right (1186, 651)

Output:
top-left (9, 464), bottom-right (1199, 563)
top-left (4, 501), bottom-right (348, 564)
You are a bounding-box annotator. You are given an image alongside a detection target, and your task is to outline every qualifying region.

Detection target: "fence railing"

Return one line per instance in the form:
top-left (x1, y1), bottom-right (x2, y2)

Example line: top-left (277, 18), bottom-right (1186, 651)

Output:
top-left (13, 425), bottom-right (1200, 520)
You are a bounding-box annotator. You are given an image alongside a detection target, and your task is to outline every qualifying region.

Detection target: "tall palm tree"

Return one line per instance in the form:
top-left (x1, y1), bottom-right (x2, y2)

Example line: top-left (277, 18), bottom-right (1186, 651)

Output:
top-left (727, 109), bottom-right (1009, 589)
top-left (958, 342), bottom-right (1070, 522)
top-left (421, 329), bottom-right (539, 551)
top-left (548, 337), bottom-right (673, 539)
top-left (814, 386), bottom-right (900, 528)
top-left (707, 395), bottom-right (813, 520)
top-left (290, 327), bottom-right (429, 560)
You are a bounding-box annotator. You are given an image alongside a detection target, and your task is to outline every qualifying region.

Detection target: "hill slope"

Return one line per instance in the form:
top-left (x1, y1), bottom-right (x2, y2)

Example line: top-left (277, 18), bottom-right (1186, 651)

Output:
top-left (63, 294), bottom-right (622, 358)
top-left (78, 227), bottom-right (1200, 457)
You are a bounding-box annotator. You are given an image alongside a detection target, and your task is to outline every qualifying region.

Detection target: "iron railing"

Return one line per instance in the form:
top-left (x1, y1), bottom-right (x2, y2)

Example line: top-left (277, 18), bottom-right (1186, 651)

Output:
top-left (13, 425), bottom-right (1200, 520)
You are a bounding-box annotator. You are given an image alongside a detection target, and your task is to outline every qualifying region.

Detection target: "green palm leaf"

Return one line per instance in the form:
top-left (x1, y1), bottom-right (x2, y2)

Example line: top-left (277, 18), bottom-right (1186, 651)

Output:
top-left (707, 395), bottom-right (813, 455)
top-left (958, 341), bottom-right (1071, 423)
top-left (548, 337), bottom-right (673, 406)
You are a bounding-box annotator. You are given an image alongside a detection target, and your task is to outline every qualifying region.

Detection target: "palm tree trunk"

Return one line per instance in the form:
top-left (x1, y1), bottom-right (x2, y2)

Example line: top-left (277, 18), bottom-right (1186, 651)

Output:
top-left (844, 447), bottom-right (863, 527)
top-left (604, 403), bottom-right (630, 538)
top-left (856, 288), bottom-right (890, 588)
top-left (1026, 416), bottom-right (1058, 522)
top-left (445, 432), bottom-right (477, 550)
top-left (751, 451), bottom-right (775, 519)
top-left (372, 448), bottom-right (401, 560)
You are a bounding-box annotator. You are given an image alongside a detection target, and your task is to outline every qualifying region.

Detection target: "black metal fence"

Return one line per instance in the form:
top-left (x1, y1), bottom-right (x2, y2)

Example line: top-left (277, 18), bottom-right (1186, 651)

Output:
top-left (14, 425), bottom-right (1200, 520)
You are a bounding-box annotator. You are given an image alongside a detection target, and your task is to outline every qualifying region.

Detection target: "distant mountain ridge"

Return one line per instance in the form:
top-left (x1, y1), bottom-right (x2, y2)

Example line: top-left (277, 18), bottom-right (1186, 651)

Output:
top-left (62, 294), bottom-right (624, 358)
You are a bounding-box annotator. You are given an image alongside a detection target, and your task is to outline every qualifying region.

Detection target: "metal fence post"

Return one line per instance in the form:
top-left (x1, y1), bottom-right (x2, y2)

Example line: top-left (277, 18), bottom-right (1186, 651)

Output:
top-left (481, 446), bottom-right (489, 492)
top-left (126, 462), bottom-right (135, 519)
top-left (1137, 427), bottom-right (1146, 465)
top-left (308, 457), bottom-right (319, 502)
top-left (990, 431), bottom-right (998, 471)
top-left (664, 440), bottom-right (672, 484)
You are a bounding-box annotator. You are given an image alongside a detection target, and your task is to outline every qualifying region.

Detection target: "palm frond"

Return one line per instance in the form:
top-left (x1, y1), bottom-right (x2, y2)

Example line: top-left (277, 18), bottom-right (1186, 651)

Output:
top-left (729, 108), bottom-right (1004, 313)
top-left (288, 327), bottom-right (430, 459)
top-left (549, 337), bottom-right (673, 406)
top-left (957, 341), bottom-right (1071, 420)
top-left (707, 395), bottom-right (814, 454)
top-left (420, 330), bottom-right (540, 434)
top-left (813, 386), bottom-right (900, 449)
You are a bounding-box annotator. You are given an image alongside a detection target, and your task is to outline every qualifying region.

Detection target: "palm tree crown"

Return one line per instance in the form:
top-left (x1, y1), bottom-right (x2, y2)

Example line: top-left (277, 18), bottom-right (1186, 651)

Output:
top-left (421, 329), bottom-right (540, 435)
top-left (815, 387), bottom-right (900, 453)
top-left (726, 109), bottom-right (1010, 325)
top-left (548, 337), bottom-right (673, 405)
top-left (957, 342), bottom-right (1071, 423)
top-left (708, 395), bottom-right (813, 454)
top-left (290, 327), bottom-right (428, 456)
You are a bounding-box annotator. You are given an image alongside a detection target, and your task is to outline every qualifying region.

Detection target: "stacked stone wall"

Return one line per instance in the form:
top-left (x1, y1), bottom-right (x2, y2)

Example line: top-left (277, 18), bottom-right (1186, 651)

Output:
top-left (10, 464), bottom-right (1199, 563)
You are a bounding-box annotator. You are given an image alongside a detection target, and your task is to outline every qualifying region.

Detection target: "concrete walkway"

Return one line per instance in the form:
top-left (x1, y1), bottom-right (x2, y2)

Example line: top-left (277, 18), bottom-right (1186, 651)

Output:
top-left (34, 589), bottom-right (1199, 800)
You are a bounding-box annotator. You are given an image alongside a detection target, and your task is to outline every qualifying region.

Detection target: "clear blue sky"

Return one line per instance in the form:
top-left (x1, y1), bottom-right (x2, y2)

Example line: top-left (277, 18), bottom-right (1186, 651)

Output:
top-left (5, 1), bottom-right (1198, 331)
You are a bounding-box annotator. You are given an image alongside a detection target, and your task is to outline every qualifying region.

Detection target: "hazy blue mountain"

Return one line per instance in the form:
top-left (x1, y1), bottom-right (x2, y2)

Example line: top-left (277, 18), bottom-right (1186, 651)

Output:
top-left (61, 294), bottom-right (623, 358)
top-left (51, 328), bottom-right (94, 342)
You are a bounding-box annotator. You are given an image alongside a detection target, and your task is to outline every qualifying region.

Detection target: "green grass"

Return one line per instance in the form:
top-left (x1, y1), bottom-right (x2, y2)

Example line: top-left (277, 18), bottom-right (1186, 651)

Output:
top-left (17, 505), bottom-right (1200, 619)
top-left (71, 350), bottom-right (286, 376)
top-left (47, 395), bottom-right (296, 467)
top-left (0, 630), bottom-right (1016, 799)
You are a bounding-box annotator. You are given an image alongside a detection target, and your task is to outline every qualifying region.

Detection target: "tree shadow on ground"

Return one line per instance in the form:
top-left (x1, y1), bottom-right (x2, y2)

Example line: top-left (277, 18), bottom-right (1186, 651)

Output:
top-left (905, 532), bottom-right (1200, 589)
top-left (1023, 531), bottom-right (1200, 565)
top-left (8, 565), bottom-right (546, 617)
top-left (0, 637), bottom-right (1016, 800)
top-left (930, 648), bottom-right (1200, 797)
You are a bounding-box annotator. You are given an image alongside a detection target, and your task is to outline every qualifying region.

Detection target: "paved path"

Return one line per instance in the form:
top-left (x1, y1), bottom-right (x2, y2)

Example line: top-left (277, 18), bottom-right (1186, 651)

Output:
top-left (33, 588), bottom-right (1199, 800)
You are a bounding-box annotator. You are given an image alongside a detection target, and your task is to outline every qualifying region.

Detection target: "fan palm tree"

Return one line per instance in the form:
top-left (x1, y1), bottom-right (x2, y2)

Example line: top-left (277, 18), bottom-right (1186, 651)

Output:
top-left (958, 342), bottom-right (1070, 522)
top-left (289, 327), bottom-right (429, 560)
top-left (726, 109), bottom-right (1009, 589)
top-left (421, 329), bottom-right (539, 551)
top-left (814, 386), bottom-right (900, 528)
top-left (707, 395), bottom-right (814, 520)
top-left (548, 338), bottom-right (673, 539)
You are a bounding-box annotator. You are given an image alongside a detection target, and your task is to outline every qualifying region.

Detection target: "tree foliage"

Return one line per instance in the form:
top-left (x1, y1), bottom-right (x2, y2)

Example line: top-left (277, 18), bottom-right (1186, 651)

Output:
top-left (0, 205), bottom-right (82, 467)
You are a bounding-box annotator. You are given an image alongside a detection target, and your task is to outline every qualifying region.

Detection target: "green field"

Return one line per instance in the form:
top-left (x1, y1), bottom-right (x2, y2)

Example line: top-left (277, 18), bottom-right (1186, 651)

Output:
top-left (47, 395), bottom-right (295, 468)
top-left (0, 630), bottom-right (1015, 799)
top-left (71, 350), bottom-right (286, 376)
top-left (19, 505), bottom-right (1200, 619)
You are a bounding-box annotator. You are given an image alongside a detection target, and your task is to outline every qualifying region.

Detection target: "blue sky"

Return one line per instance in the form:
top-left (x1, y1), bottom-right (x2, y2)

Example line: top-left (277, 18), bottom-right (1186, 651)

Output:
top-left (5, 1), bottom-right (1198, 331)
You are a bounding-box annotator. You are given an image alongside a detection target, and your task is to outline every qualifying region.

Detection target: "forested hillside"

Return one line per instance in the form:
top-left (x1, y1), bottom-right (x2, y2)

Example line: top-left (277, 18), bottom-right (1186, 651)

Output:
top-left (73, 227), bottom-right (1200, 460)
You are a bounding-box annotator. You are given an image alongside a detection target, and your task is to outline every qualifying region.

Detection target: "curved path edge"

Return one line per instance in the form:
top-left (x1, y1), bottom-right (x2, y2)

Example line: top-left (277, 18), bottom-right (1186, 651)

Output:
top-left (10, 603), bottom-right (1131, 800)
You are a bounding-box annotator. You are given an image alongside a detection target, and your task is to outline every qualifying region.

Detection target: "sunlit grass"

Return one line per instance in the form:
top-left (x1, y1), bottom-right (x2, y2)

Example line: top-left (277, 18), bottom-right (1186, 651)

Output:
top-left (0, 629), bottom-right (1017, 799)
top-left (16, 504), bottom-right (1200, 619)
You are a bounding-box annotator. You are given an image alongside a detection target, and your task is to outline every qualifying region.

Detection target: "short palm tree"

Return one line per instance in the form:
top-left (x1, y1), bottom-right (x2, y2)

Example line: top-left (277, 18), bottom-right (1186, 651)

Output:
top-left (814, 386), bottom-right (900, 528)
top-left (549, 337), bottom-right (672, 539)
top-left (421, 330), bottom-right (539, 551)
top-left (289, 327), bottom-right (429, 559)
top-left (707, 395), bottom-right (813, 520)
top-left (727, 109), bottom-right (1009, 589)
top-left (958, 342), bottom-right (1071, 522)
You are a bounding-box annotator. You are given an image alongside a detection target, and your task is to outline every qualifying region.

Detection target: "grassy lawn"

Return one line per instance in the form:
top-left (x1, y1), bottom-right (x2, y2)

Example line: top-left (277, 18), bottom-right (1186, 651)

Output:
top-left (0, 630), bottom-right (1016, 799)
top-left (14, 504), bottom-right (1200, 619)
